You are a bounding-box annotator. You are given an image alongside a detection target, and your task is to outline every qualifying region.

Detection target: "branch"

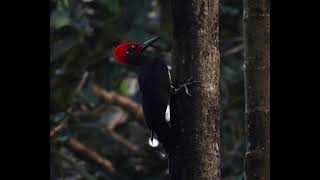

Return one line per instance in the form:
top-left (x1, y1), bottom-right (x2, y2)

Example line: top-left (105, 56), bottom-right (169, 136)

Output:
top-left (54, 149), bottom-right (96, 180)
top-left (93, 85), bottom-right (145, 124)
top-left (222, 44), bottom-right (244, 57)
top-left (106, 128), bottom-right (140, 153)
top-left (107, 111), bottom-right (129, 130)
top-left (50, 122), bottom-right (66, 139)
top-left (75, 71), bottom-right (89, 93)
top-left (50, 107), bottom-right (73, 139)
top-left (66, 137), bottom-right (115, 173)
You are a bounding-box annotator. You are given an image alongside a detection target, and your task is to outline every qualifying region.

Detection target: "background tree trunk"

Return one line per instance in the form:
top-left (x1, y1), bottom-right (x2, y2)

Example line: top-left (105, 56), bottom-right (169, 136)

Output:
top-left (170, 0), bottom-right (220, 180)
top-left (243, 0), bottom-right (270, 179)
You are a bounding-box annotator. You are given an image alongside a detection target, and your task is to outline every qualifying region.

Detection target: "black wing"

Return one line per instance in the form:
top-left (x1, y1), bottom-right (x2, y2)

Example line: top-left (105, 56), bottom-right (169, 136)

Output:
top-left (138, 58), bottom-right (171, 144)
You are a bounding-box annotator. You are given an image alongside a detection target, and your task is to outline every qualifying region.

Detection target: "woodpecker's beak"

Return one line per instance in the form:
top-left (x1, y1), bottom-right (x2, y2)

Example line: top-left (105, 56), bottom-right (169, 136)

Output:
top-left (141, 36), bottom-right (159, 52)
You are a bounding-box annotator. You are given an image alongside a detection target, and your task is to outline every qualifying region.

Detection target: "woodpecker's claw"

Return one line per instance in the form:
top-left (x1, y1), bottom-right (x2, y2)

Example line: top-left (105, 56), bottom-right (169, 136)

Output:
top-left (171, 77), bottom-right (200, 96)
top-left (184, 84), bottom-right (192, 96)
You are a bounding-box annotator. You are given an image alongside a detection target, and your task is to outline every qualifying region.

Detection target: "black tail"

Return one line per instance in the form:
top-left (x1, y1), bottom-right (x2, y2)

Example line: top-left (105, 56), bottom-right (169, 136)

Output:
top-left (151, 129), bottom-right (155, 142)
top-left (153, 118), bottom-right (174, 153)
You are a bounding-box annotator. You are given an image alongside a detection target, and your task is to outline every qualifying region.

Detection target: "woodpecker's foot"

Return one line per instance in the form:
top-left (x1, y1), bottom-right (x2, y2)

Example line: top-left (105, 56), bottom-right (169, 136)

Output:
top-left (171, 77), bottom-right (200, 97)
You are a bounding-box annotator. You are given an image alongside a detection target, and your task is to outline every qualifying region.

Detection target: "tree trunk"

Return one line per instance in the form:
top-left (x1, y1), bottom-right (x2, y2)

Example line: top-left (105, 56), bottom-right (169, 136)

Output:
top-left (243, 0), bottom-right (270, 179)
top-left (170, 0), bottom-right (220, 180)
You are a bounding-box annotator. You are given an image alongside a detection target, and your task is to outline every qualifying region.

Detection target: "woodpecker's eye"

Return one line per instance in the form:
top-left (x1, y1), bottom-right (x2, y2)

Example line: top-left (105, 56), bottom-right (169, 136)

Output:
top-left (131, 45), bottom-right (135, 48)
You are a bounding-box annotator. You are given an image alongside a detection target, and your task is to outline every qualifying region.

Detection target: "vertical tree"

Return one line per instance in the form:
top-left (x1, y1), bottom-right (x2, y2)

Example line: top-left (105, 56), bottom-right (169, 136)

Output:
top-left (243, 0), bottom-right (270, 179)
top-left (170, 0), bottom-right (221, 179)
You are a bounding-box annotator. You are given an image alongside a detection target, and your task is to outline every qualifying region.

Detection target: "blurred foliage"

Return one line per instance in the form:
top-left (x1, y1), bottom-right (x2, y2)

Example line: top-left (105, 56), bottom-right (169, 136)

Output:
top-left (50, 0), bottom-right (244, 179)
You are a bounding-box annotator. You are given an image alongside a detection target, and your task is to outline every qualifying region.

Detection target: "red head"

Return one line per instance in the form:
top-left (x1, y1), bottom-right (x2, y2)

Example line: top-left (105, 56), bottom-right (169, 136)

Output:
top-left (114, 42), bottom-right (142, 64)
top-left (113, 36), bottom-right (159, 65)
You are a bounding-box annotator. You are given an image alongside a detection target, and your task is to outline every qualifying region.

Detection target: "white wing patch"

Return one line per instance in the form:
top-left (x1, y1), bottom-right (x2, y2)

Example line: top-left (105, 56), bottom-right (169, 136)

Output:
top-left (167, 65), bottom-right (173, 85)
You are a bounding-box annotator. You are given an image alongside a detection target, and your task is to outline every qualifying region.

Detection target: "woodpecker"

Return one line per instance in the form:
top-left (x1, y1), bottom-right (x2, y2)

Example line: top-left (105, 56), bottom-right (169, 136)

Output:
top-left (113, 36), bottom-right (198, 153)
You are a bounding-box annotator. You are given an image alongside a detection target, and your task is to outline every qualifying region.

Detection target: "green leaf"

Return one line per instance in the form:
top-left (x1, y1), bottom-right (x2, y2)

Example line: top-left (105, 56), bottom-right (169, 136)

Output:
top-left (98, 0), bottom-right (121, 16)
top-left (50, 9), bottom-right (71, 29)
top-left (50, 37), bottom-right (79, 63)
top-left (119, 80), bottom-right (129, 96)
top-left (56, 135), bottom-right (70, 143)
top-left (53, 112), bottom-right (66, 123)
top-left (62, 0), bottom-right (69, 8)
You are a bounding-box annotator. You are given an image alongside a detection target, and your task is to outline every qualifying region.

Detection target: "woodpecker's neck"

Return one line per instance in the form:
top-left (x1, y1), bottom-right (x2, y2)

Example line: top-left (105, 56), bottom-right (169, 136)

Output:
top-left (126, 55), bottom-right (148, 66)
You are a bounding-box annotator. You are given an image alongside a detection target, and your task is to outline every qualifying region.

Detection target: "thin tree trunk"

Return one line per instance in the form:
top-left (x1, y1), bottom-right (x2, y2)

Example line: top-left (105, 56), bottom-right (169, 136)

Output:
top-left (170, 0), bottom-right (220, 180)
top-left (243, 0), bottom-right (270, 179)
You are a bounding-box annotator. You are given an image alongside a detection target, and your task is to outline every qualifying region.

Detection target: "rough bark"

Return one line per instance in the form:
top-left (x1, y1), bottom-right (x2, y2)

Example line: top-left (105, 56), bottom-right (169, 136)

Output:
top-left (170, 0), bottom-right (220, 180)
top-left (243, 0), bottom-right (270, 179)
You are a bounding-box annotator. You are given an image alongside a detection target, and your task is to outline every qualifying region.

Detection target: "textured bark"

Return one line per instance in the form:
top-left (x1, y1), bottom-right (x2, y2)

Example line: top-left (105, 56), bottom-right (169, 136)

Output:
top-left (170, 0), bottom-right (220, 180)
top-left (243, 0), bottom-right (270, 179)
